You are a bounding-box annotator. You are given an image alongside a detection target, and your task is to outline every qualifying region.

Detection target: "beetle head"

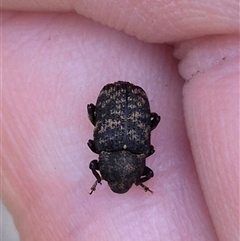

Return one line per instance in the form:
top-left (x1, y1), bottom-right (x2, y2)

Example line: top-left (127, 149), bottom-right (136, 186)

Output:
top-left (99, 151), bottom-right (146, 194)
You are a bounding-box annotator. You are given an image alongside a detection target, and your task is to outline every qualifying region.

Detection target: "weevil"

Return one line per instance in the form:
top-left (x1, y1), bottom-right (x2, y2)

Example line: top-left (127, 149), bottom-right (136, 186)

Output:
top-left (87, 81), bottom-right (160, 194)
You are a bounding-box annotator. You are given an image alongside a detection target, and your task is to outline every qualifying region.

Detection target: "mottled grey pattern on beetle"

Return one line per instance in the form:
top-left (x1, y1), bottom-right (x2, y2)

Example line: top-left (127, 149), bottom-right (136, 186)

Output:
top-left (87, 81), bottom-right (160, 194)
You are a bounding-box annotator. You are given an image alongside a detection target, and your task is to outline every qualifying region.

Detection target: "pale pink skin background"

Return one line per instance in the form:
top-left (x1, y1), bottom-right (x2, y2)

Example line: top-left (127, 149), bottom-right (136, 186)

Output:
top-left (2, 1), bottom-right (239, 241)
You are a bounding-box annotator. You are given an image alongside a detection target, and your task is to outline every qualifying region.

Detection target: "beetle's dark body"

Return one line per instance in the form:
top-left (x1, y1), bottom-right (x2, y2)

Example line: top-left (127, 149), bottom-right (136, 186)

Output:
top-left (87, 81), bottom-right (160, 194)
top-left (94, 82), bottom-right (151, 155)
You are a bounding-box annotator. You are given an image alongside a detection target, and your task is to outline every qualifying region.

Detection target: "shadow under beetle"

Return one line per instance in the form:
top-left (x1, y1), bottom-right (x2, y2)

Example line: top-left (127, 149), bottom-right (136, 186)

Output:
top-left (87, 81), bottom-right (160, 194)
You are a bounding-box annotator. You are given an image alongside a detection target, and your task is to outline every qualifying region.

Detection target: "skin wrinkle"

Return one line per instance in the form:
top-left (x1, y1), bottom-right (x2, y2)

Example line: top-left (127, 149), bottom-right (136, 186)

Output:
top-left (76, 0), bottom-right (238, 42)
top-left (2, 0), bottom-right (238, 41)
top-left (174, 35), bottom-right (239, 81)
top-left (181, 58), bottom-right (239, 240)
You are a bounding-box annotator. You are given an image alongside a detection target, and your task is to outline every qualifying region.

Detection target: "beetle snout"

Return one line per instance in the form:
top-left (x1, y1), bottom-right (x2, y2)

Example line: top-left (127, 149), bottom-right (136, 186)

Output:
top-left (109, 182), bottom-right (132, 194)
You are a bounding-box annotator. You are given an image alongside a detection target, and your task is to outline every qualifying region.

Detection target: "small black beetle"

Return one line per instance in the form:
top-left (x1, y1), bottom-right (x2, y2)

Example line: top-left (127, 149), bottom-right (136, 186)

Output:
top-left (87, 81), bottom-right (160, 194)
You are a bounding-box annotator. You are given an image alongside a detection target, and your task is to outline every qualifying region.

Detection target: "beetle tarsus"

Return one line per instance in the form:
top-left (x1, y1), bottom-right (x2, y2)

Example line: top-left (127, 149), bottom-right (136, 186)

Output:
top-left (89, 180), bottom-right (102, 194)
top-left (140, 183), bottom-right (153, 193)
top-left (89, 180), bottom-right (98, 194)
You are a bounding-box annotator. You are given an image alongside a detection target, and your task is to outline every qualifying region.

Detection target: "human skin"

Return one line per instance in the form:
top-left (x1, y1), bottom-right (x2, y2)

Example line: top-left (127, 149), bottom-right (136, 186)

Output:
top-left (1, 1), bottom-right (239, 241)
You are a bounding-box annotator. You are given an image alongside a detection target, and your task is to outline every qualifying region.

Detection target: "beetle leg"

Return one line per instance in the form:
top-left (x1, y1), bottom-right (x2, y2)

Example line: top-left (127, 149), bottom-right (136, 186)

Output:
top-left (150, 112), bottom-right (161, 131)
top-left (89, 160), bottom-right (101, 181)
top-left (135, 166), bottom-right (154, 193)
top-left (139, 166), bottom-right (154, 183)
top-left (147, 145), bottom-right (155, 157)
top-left (89, 160), bottom-right (102, 194)
top-left (87, 139), bottom-right (100, 154)
top-left (87, 103), bottom-right (96, 126)
top-left (139, 183), bottom-right (153, 193)
top-left (89, 180), bottom-right (98, 194)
